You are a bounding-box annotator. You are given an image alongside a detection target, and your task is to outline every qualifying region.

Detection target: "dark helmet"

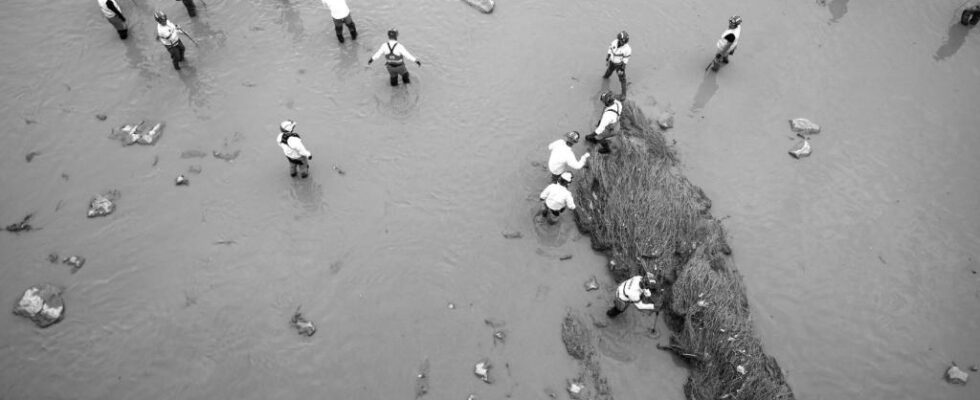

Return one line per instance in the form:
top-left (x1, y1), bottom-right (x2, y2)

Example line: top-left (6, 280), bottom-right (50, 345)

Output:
top-left (387, 29), bottom-right (399, 40)
top-left (729, 15), bottom-right (742, 28)
top-left (154, 11), bottom-right (168, 24)
top-left (617, 31), bottom-right (629, 44)
top-left (599, 90), bottom-right (615, 106)
top-left (564, 131), bottom-right (581, 144)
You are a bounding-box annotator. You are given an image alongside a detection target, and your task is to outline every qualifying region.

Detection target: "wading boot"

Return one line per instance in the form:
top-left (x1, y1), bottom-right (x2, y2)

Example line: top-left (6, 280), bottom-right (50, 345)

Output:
top-left (289, 164), bottom-right (298, 178)
top-left (349, 27), bottom-right (357, 40)
top-left (402, 72), bottom-right (411, 84)
top-left (390, 76), bottom-right (399, 87)
top-left (117, 29), bottom-right (128, 40)
top-left (335, 26), bottom-right (345, 43)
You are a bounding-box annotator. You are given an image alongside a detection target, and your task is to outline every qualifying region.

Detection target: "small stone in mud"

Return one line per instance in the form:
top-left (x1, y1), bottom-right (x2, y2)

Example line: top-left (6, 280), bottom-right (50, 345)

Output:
top-left (175, 174), bottom-right (189, 186)
top-left (290, 307), bottom-right (316, 337)
top-left (946, 364), bottom-right (969, 384)
top-left (63, 256), bottom-right (85, 273)
top-left (95, 114), bottom-right (107, 121)
top-left (12, 284), bottom-right (65, 328)
top-left (447, 302), bottom-right (455, 310)
top-left (970, 365), bottom-right (979, 372)
top-left (567, 381), bottom-right (587, 400)
top-left (5, 213), bottom-right (34, 233)
top-left (584, 276), bottom-right (599, 291)
top-left (188, 165), bottom-right (203, 174)
top-left (87, 191), bottom-right (119, 218)
top-left (657, 112), bottom-right (674, 130)
top-left (180, 149), bottom-right (208, 158)
top-left (48, 253), bottom-right (60, 263)
top-left (25, 151), bottom-right (41, 163)
top-left (474, 359), bottom-right (492, 383)
top-left (789, 139), bottom-right (811, 159)
top-left (502, 231), bottom-right (523, 239)
top-left (466, 394), bottom-right (478, 400)
top-left (333, 165), bottom-right (346, 175)
top-left (559, 254), bottom-right (573, 261)
top-left (493, 330), bottom-right (506, 344)
top-left (789, 118), bottom-right (821, 135)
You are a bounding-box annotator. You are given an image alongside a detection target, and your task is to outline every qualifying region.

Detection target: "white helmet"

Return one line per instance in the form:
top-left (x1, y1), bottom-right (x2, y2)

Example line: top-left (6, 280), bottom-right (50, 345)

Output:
top-left (560, 172), bottom-right (573, 183)
top-left (280, 120), bottom-right (296, 133)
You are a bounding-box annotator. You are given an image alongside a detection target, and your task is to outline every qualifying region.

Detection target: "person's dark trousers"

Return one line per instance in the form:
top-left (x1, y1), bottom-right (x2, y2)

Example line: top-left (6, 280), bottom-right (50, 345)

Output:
top-left (602, 61), bottom-right (627, 97)
top-left (386, 65), bottom-right (409, 86)
top-left (333, 15), bottom-right (357, 42)
top-left (585, 133), bottom-right (613, 154)
top-left (107, 15), bottom-right (128, 39)
top-left (181, 0), bottom-right (198, 18)
top-left (287, 156), bottom-right (310, 178)
top-left (167, 40), bottom-right (186, 70)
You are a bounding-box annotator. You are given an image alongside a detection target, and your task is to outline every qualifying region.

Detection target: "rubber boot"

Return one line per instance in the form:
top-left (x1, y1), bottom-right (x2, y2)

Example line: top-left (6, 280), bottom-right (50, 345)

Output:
top-left (289, 163), bottom-right (298, 178)
top-left (117, 29), bottom-right (128, 40)
top-left (606, 306), bottom-right (624, 318)
top-left (402, 72), bottom-right (411, 84)
top-left (390, 75), bottom-right (399, 87)
top-left (183, 0), bottom-right (198, 18)
top-left (335, 26), bottom-right (345, 43)
top-left (348, 24), bottom-right (357, 40)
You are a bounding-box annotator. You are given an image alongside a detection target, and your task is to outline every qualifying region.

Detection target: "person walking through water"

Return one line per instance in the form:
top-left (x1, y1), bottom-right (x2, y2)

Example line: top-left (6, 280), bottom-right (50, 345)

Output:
top-left (602, 31), bottom-right (631, 97)
top-left (539, 172), bottom-right (576, 224)
top-left (710, 15), bottom-right (742, 71)
top-left (322, 0), bottom-right (357, 43)
top-left (276, 120), bottom-right (313, 179)
top-left (606, 275), bottom-right (656, 318)
top-left (176, 0), bottom-right (198, 18)
top-left (154, 11), bottom-right (187, 70)
top-left (586, 91), bottom-right (622, 154)
top-left (368, 29), bottom-right (422, 87)
top-left (548, 131), bottom-right (590, 183)
top-left (97, 0), bottom-right (129, 40)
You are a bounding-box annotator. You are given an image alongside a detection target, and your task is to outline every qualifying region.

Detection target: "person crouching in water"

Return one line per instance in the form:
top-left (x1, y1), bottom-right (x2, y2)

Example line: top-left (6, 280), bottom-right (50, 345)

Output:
top-left (539, 172), bottom-right (576, 224)
top-left (548, 131), bottom-right (590, 183)
top-left (368, 29), bottom-right (422, 87)
top-left (607, 274), bottom-right (656, 318)
top-left (276, 120), bottom-right (313, 178)
top-left (710, 15), bottom-right (741, 71)
top-left (154, 11), bottom-right (186, 70)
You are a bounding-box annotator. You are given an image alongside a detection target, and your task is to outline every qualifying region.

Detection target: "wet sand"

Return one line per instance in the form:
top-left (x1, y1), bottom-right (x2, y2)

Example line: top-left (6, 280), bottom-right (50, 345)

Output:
top-left (1, 1), bottom-right (978, 399)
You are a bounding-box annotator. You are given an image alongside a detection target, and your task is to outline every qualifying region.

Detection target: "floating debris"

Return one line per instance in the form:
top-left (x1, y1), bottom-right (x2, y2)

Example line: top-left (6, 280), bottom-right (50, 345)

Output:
top-left (12, 284), bottom-right (65, 328)
top-left (584, 276), bottom-right (599, 291)
top-left (474, 359), bottom-right (492, 383)
top-left (87, 190), bottom-right (119, 218)
top-left (789, 118), bottom-right (821, 135)
top-left (5, 213), bottom-right (34, 233)
top-left (789, 139), bottom-right (811, 159)
top-left (946, 364), bottom-right (969, 385)
top-left (559, 254), bottom-right (573, 261)
top-left (63, 256), bottom-right (85, 273)
top-left (95, 114), bottom-right (108, 121)
top-left (47, 253), bottom-right (60, 263)
top-left (493, 330), bottom-right (506, 344)
top-left (290, 306), bottom-right (316, 337)
top-left (175, 174), bottom-right (189, 186)
top-left (25, 151), bottom-right (41, 163)
top-left (502, 231), bottom-right (523, 239)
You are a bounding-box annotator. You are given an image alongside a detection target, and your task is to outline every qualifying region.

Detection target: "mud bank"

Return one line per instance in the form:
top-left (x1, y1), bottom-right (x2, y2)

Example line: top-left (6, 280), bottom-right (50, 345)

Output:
top-left (573, 101), bottom-right (794, 400)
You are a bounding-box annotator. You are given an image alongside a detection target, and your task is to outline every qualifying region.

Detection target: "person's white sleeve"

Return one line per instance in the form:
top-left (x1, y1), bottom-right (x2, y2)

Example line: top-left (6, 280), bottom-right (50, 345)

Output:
top-left (634, 301), bottom-right (655, 310)
top-left (288, 137), bottom-right (312, 157)
top-left (566, 151), bottom-right (587, 170)
top-left (370, 44), bottom-right (386, 61)
top-left (565, 191), bottom-right (576, 210)
top-left (539, 186), bottom-right (551, 201)
top-left (398, 45), bottom-right (418, 63)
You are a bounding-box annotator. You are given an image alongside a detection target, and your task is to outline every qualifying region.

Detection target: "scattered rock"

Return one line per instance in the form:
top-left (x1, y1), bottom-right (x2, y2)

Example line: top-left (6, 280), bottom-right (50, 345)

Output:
top-left (502, 231), bottom-right (523, 239)
top-left (136, 122), bottom-right (164, 145)
top-left (25, 151), bottom-right (41, 163)
top-left (63, 256), bottom-right (85, 273)
top-left (87, 190), bottom-right (119, 218)
top-left (180, 149), bottom-right (208, 158)
top-left (47, 253), bottom-right (60, 263)
top-left (447, 302), bottom-right (455, 310)
top-left (493, 330), bottom-right (506, 345)
top-left (567, 381), bottom-right (587, 400)
top-left (584, 276), bottom-right (599, 291)
top-left (789, 139), bottom-right (811, 159)
top-left (188, 165), bottom-right (203, 174)
top-left (474, 358), bottom-right (492, 383)
top-left (946, 364), bottom-right (969, 385)
top-left (466, 394), bottom-right (477, 400)
top-left (111, 121), bottom-right (165, 146)
top-left (5, 213), bottom-right (34, 233)
top-left (415, 358), bottom-right (430, 398)
top-left (971, 365), bottom-right (979, 372)
top-left (290, 306), bottom-right (316, 337)
top-left (12, 284), bottom-right (65, 328)
top-left (561, 313), bottom-right (593, 360)
top-left (559, 254), bottom-right (573, 261)
top-left (333, 165), bottom-right (346, 175)
top-left (213, 150), bottom-right (241, 161)
top-left (95, 114), bottom-right (108, 121)
top-left (789, 118), bottom-right (821, 135)
top-left (461, 0), bottom-right (494, 13)
top-left (657, 112), bottom-right (674, 130)
top-left (175, 174), bottom-right (189, 186)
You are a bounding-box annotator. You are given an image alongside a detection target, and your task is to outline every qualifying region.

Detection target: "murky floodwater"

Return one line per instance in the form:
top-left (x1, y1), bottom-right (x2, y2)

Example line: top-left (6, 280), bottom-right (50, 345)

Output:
top-left (1, 1), bottom-right (978, 399)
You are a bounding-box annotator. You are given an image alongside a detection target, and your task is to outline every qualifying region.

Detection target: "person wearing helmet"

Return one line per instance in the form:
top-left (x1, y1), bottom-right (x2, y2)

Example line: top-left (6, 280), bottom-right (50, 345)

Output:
top-left (97, 0), bottom-right (129, 40)
top-left (276, 120), bottom-right (313, 178)
top-left (603, 31), bottom-right (632, 97)
top-left (322, 0), bottom-right (357, 43)
top-left (539, 172), bottom-right (576, 224)
top-left (176, 0), bottom-right (198, 18)
top-left (368, 29), bottom-right (423, 86)
top-left (962, 4), bottom-right (980, 26)
top-left (154, 11), bottom-right (186, 70)
top-left (606, 275), bottom-right (656, 318)
top-left (547, 131), bottom-right (590, 183)
top-left (711, 16), bottom-right (742, 70)
top-left (585, 91), bottom-right (622, 154)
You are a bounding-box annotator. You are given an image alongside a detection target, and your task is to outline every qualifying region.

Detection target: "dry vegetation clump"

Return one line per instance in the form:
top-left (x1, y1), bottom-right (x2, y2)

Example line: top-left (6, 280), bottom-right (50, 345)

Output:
top-left (573, 101), bottom-right (794, 400)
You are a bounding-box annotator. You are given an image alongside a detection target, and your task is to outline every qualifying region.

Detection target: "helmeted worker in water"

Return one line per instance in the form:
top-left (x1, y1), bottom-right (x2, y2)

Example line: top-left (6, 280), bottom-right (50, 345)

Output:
top-left (548, 131), bottom-right (590, 183)
top-left (368, 29), bottom-right (422, 87)
top-left (539, 172), bottom-right (576, 223)
top-left (276, 120), bottom-right (313, 179)
top-left (97, 0), bottom-right (129, 40)
top-left (711, 15), bottom-right (742, 71)
top-left (586, 91), bottom-right (622, 154)
top-left (603, 31), bottom-right (632, 97)
top-left (607, 274), bottom-right (656, 318)
top-left (154, 11), bottom-right (186, 70)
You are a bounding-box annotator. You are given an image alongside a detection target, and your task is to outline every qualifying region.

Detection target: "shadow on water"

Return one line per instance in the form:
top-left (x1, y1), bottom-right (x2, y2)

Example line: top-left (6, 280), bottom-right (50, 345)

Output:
top-left (690, 70), bottom-right (719, 113)
top-left (934, 23), bottom-right (971, 61)
top-left (277, 0), bottom-right (305, 42)
top-left (828, 0), bottom-right (850, 23)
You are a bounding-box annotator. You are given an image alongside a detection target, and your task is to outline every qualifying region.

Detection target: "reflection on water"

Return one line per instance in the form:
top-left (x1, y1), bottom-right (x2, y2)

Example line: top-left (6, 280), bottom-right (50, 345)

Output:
top-left (690, 70), bottom-right (719, 113)
top-left (934, 23), bottom-right (970, 61)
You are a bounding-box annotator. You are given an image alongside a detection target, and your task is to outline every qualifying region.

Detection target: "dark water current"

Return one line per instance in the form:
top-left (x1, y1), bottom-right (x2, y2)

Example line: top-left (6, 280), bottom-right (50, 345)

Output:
top-left (1, 1), bottom-right (978, 399)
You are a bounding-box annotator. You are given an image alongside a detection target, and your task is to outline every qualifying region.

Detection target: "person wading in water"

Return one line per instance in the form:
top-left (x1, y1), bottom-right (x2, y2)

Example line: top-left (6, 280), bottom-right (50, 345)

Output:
top-left (97, 0), bottom-right (129, 40)
top-left (603, 31), bottom-right (632, 97)
top-left (154, 11), bottom-right (187, 70)
top-left (276, 120), bottom-right (313, 179)
top-left (368, 29), bottom-right (422, 87)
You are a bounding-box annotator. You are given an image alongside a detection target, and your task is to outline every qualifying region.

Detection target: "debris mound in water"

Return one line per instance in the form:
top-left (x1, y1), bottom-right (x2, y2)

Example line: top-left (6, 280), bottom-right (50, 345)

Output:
top-left (573, 100), bottom-right (796, 400)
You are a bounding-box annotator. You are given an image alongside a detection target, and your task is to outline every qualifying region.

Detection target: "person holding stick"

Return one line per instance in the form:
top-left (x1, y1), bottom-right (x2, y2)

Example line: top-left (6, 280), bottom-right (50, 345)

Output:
top-left (154, 11), bottom-right (187, 70)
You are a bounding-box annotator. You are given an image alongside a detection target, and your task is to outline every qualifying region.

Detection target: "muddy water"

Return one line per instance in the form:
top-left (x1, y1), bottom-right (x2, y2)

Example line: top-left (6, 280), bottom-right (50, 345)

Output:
top-left (0, 0), bottom-right (978, 399)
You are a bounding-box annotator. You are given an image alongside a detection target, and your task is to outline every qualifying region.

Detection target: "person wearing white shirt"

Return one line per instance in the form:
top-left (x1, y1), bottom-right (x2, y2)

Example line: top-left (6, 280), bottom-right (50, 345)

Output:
top-left (607, 275), bottom-right (656, 318)
top-left (547, 131), bottom-right (590, 182)
top-left (539, 172), bottom-right (576, 223)
top-left (322, 0), bottom-right (357, 43)
top-left (711, 16), bottom-right (742, 71)
top-left (603, 31), bottom-right (631, 97)
top-left (276, 120), bottom-right (313, 178)
top-left (586, 91), bottom-right (622, 154)
top-left (97, 0), bottom-right (128, 40)
top-left (368, 29), bottom-right (423, 87)
top-left (154, 11), bottom-right (186, 70)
